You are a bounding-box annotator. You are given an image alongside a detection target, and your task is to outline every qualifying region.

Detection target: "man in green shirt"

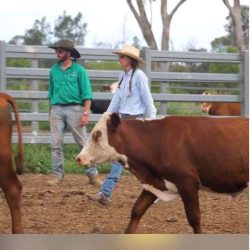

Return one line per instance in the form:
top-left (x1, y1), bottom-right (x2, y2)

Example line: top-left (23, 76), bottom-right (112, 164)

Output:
top-left (48, 39), bottom-right (102, 186)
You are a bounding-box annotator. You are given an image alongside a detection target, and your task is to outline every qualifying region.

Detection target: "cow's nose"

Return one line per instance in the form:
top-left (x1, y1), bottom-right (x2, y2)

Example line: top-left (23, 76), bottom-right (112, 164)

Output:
top-left (76, 155), bottom-right (90, 166)
top-left (76, 156), bottom-right (82, 165)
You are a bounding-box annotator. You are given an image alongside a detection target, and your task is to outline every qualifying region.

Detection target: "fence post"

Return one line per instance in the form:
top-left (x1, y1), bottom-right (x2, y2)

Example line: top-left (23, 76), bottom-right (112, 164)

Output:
top-left (31, 59), bottom-right (39, 133)
top-left (159, 62), bottom-right (169, 115)
top-left (240, 51), bottom-right (249, 117)
top-left (141, 47), bottom-right (151, 89)
top-left (159, 82), bottom-right (169, 115)
top-left (0, 41), bottom-right (6, 91)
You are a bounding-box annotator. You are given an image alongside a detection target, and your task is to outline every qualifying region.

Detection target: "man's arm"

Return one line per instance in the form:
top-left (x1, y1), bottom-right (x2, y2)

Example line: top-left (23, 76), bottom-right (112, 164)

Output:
top-left (80, 99), bottom-right (91, 126)
top-left (78, 67), bottom-right (93, 126)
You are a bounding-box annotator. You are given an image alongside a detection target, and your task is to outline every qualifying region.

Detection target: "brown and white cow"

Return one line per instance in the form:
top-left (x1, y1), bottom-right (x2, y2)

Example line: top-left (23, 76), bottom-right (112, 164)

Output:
top-left (0, 93), bottom-right (24, 233)
top-left (76, 112), bottom-right (248, 234)
top-left (200, 91), bottom-right (241, 116)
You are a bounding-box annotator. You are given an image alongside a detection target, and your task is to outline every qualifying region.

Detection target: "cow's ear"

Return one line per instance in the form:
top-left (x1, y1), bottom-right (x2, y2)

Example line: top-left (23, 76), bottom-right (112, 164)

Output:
top-left (108, 113), bottom-right (121, 131)
top-left (92, 130), bottom-right (102, 141)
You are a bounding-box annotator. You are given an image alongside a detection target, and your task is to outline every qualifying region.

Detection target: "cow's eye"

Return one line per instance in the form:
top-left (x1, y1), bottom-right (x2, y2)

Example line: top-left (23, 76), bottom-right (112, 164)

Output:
top-left (92, 130), bottom-right (102, 141)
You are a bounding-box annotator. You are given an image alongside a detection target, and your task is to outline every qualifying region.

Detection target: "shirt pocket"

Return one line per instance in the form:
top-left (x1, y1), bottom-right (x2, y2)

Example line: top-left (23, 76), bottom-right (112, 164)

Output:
top-left (67, 74), bottom-right (78, 84)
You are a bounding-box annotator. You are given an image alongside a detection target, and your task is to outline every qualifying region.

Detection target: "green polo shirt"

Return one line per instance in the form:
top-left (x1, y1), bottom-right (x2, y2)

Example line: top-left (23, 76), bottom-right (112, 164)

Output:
top-left (48, 61), bottom-right (92, 105)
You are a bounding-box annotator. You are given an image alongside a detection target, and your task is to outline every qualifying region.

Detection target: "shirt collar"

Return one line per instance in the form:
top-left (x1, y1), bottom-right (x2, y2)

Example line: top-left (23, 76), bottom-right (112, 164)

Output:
top-left (124, 68), bottom-right (133, 76)
top-left (56, 61), bottom-right (74, 71)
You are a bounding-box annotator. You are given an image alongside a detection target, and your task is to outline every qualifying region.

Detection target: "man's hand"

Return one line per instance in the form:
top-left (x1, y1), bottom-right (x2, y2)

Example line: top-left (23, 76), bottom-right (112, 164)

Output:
top-left (80, 112), bottom-right (89, 126)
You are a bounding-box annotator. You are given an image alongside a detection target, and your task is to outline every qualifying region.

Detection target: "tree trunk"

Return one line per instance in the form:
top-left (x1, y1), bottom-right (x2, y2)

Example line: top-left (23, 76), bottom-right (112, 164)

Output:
top-left (127, 0), bottom-right (187, 51)
top-left (223, 0), bottom-right (246, 51)
top-left (127, 0), bottom-right (158, 50)
top-left (161, 0), bottom-right (170, 50)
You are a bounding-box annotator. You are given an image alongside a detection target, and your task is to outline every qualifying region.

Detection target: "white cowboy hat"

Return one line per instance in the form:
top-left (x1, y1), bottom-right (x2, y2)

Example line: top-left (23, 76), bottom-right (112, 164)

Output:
top-left (112, 45), bottom-right (145, 64)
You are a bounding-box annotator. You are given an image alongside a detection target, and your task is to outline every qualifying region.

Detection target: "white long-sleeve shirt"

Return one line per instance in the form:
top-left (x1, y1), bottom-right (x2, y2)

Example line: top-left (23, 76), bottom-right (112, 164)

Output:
top-left (107, 69), bottom-right (157, 118)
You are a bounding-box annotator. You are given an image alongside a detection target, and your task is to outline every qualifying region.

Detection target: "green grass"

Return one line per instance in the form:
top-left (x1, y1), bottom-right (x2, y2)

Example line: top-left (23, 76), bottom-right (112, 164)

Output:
top-left (13, 144), bottom-right (116, 175)
top-left (167, 102), bottom-right (204, 116)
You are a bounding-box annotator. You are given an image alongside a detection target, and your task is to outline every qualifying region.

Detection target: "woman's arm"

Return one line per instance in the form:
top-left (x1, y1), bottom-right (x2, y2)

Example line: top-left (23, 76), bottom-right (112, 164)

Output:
top-left (138, 72), bottom-right (157, 118)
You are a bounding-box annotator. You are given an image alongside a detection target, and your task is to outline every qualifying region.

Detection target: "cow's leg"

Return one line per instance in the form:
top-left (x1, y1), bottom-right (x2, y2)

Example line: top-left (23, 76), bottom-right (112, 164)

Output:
top-left (177, 179), bottom-right (201, 234)
top-left (125, 189), bottom-right (157, 233)
top-left (2, 174), bottom-right (23, 233)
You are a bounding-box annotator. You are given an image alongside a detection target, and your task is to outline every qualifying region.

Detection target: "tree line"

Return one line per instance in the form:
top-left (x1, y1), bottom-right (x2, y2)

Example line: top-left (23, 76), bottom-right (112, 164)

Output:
top-left (8, 1), bottom-right (249, 53)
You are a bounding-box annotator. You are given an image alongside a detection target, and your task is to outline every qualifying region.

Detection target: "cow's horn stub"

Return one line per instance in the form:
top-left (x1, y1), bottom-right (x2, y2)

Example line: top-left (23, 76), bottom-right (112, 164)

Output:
top-left (92, 130), bottom-right (102, 141)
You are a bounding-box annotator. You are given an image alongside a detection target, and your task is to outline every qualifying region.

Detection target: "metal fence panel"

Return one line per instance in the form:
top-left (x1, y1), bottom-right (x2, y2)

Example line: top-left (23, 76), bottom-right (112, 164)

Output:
top-left (0, 41), bottom-right (6, 91)
top-left (6, 67), bottom-right (241, 83)
top-left (0, 41), bottom-right (248, 144)
top-left (150, 50), bottom-right (241, 63)
top-left (240, 51), bottom-right (249, 117)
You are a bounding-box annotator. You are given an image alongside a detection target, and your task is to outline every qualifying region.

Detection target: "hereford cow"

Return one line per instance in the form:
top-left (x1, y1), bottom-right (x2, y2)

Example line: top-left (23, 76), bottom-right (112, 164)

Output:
top-left (200, 91), bottom-right (241, 116)
top-left (0, 93), bottom-right (24, 233)
top-left (76, 113), bottom-right (249, 234)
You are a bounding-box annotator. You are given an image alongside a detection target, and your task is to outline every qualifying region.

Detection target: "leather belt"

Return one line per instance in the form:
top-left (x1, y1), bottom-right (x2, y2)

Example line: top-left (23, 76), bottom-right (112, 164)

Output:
top-left (55, 103), bottom-right (82, 106)
top-left (120, 113), bottom-right (143, 120)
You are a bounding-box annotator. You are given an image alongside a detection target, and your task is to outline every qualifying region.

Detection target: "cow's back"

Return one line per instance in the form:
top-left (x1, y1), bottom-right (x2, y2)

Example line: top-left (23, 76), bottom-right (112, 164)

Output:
top-left (161, 116), bottom-right (248, 193)
top-left (209, 103), bottom-right (241, 116)
top-left (121, 117), bottom-right (248, 194)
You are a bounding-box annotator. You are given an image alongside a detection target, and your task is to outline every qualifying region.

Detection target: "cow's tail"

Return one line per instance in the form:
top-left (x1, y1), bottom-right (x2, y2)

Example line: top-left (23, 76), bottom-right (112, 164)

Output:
top-left (5, 94), bottom-right (24, 175)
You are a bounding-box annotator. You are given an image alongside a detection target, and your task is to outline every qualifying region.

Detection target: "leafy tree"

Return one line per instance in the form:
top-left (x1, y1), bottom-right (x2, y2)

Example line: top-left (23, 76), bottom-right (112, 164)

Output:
top-left (8, 35), bottom-right (25, 45)
top-left (212, 3), bottom-right (249, 51)
top-left (54, 11), bottom-right (87, 45)
top-left (224, 4), bottom-right (249, 49)
top-left (23, 17), bottom-right (51, 45)
top-left (127, 0), bottom-right (187, 50)
top-left (8, 11), bottom-right (88, 46)
top-left (210, 36), bottom-right (232, 52)
top-left (132, 36), bottom-right (141, 49)
top-left (9, 17), bottom-right (51, 45)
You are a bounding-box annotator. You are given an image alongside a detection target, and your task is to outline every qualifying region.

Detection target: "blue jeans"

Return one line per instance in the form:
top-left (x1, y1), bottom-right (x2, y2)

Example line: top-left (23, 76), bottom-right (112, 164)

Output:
top-left (50, 105), bottom-right (97, 179)
top-left (100, 162), bottom-right (123, 198)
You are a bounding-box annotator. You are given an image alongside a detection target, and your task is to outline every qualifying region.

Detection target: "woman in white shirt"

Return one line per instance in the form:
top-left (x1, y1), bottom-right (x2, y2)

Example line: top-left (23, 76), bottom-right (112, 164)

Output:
top-left (87, 45), bottom-right (156, 205)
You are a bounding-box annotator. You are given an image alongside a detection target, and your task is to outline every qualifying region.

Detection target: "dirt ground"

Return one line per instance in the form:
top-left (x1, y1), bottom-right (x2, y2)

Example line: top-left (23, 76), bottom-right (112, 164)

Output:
top-left (0, 174), bottom-right (248, 234)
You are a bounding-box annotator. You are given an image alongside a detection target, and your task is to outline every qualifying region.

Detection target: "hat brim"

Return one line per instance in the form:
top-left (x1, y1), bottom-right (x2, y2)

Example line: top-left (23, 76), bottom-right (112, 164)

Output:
top-left (49, 45), bottom-right (81, 58)
top-left (112, 51), bottom-right (145, 64)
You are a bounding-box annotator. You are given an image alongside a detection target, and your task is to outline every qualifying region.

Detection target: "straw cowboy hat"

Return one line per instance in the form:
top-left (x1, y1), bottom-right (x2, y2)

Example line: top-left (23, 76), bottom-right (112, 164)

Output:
top-left (113, 45), bottom-right (144, 64)
top-left (49, 39), bottom-right (81, 58)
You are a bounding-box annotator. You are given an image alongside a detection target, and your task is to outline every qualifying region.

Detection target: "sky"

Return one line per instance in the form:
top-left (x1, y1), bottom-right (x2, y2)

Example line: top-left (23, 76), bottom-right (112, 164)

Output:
top-left (0, 0), bottom-right (248, 51)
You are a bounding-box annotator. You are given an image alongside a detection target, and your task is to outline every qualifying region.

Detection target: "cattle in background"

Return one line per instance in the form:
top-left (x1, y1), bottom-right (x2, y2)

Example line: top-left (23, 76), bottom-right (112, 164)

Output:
top-left (0, 93), bottom-right (24, 233)
top-left (91, 82), bottom-right (118, 114)
top-left (76, 113), bottom-right (249, 234)
top-left (200, 91), bottom-right (241, 116)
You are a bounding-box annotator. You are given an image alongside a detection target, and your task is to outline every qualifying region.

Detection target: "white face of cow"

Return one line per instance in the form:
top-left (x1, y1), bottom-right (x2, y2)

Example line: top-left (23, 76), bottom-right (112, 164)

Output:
top-left (200, 91), bottom-right (212, 113)
top-left (76, 112), bottom-right (128, 168)
top-left (110, 82), bottom-right (118, 94)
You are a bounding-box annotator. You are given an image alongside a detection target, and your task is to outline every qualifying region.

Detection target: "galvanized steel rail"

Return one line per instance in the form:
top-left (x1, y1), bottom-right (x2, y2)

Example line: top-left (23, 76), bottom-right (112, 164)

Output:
top-left (0, 41), bottom-right (248, 144)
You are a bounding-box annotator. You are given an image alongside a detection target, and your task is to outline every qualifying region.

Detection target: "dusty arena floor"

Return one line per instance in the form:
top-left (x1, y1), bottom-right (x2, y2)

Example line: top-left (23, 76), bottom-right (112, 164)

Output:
top-left (0, 174), bottom-right (248, 234)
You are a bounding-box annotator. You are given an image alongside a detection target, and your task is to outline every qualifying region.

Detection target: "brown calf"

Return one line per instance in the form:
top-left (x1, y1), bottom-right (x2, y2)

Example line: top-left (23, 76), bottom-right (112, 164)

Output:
top-left (0, 93), bottom-right (24, 233)
top-left (77, 113), bottom-right (249, 233)
top-left (200, 91), bottom-right (241, 115)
